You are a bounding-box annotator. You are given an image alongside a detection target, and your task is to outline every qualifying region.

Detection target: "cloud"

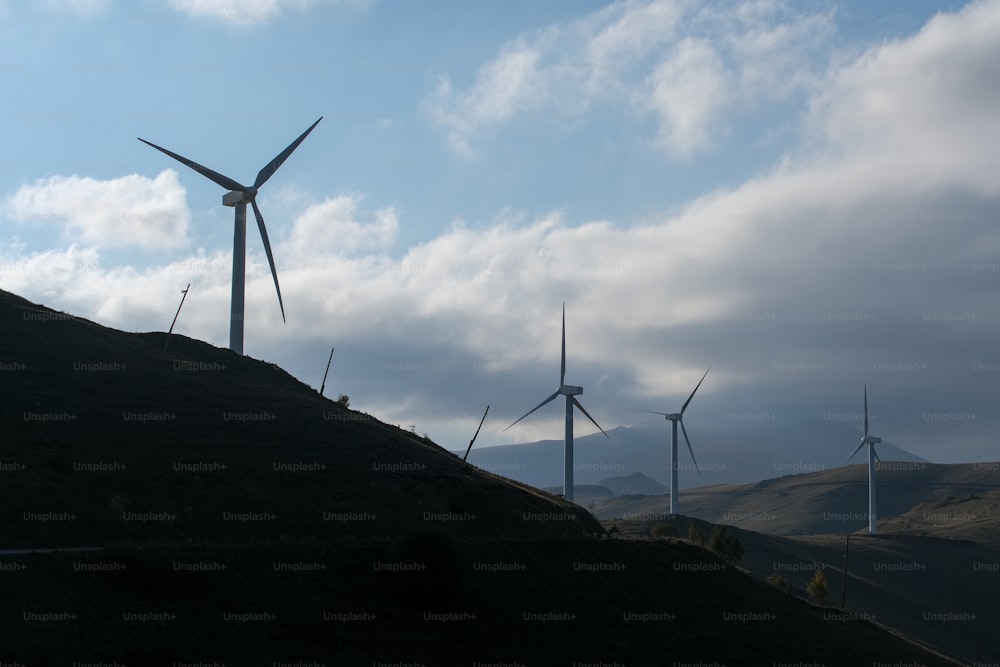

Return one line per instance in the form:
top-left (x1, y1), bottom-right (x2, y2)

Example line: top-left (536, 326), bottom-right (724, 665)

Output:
top-left (425, 0), bottom-right (834, 157)
top-left (164, 0), bottom-right (366, 25)
top-left (284, 195), bottom-right (399, 257)
top-left (5, 171), bottom-right (190, 250)
top-left (4, 1), bottom-right (1000, 461)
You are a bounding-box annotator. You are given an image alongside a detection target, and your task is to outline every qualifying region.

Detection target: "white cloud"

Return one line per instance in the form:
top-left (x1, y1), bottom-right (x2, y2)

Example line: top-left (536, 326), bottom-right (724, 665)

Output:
top-left (165, 0), bottom-right (366, 25)
top-left (645, 37), bottom-right (730, 157)
top-left (425, 0), bottom-right (834, 157)
top-left (284, 195), bottom-right (398, 256)
top-left (5, 171), bottom-right (190, 250)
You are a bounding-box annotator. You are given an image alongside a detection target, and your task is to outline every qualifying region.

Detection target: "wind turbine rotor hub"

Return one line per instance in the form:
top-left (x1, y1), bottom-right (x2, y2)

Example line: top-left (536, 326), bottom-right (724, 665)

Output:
top-left (559, 385), bottom-right (583, 396)
top-left (222, 190), bottom-right (248, 207)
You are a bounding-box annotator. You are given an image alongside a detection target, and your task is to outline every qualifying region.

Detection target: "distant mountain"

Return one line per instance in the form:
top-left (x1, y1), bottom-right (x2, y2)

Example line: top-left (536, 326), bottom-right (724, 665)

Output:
top-left (461, 421), bottom-right (927, 495)
top-left (598, 471), bottom-right (669, 496)
top-left (596, 462), bottom-right (1000, 536)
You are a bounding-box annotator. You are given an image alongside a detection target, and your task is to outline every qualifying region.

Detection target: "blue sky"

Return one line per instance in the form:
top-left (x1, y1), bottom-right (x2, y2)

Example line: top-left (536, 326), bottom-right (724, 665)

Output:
top-left (2, 0), bottom-right (998, 464)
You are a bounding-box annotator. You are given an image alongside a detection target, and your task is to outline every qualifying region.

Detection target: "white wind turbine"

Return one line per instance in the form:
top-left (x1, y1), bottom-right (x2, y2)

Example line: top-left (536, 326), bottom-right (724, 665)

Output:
top-left (504, 303), bottom-right (608, 502)
top-left (845, 384), bottom-right (882, 534)
top-left (638, 367), bottom-right (710, 516)
top-left (139, 117), bottom-right (322, 355)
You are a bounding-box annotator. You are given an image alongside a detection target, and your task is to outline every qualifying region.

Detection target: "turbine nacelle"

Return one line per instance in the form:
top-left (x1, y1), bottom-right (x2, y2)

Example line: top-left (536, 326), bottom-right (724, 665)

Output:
top-left (864, 436), bottom-right (882, 445)
top-left (223, 189), bottom-right (256, 206)
top-left (222, 190), bottom-right (257, 206)
top-left (560, 385), bottom-right (583, 396)
top-left (665, 413), bottom-right (682, 421)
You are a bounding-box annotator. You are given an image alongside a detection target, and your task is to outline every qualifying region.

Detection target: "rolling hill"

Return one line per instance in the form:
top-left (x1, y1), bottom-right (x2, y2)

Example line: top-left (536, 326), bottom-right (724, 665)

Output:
top-left (0, 289), bottom-right (971, 665)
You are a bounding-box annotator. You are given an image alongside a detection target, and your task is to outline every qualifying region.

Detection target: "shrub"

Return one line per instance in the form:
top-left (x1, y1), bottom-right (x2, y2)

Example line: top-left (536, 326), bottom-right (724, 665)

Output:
top-left (651, 523), bottom-right (676, 539)
top-left (806, 567), bottom-right (829, 605)
top-left (336, 393), bottom-right (350, 408)
top-left (767, 573), bottom-right (789, 593)
top-left (687, 521), bottom-right (705, 545)
top-left (709, 525), bottom-right (744, 566)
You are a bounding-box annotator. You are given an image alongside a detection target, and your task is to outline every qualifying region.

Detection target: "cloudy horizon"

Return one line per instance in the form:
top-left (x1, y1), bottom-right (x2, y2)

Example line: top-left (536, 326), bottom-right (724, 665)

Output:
top-left (2, 0), bottom-right (998, 464)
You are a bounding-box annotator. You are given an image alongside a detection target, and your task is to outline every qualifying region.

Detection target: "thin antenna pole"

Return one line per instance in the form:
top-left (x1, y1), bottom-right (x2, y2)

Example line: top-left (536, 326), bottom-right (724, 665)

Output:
top-left (840, 532), bottom-right (850, 608)
top-left (163, 284), bottom-right (191, 353)
top-left (319, 347), bottom-right (335, 396)
top-left (463, 405), bottom-right (490, 463)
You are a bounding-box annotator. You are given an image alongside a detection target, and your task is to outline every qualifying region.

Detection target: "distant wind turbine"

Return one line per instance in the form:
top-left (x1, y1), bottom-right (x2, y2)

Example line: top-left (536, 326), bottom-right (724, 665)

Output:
top-left (638, 367), bottom-right (710, 516)
top-left (844, 385), bottom-right (882, 534)
top-left (139, 117), bottom-right (322, 355)
top-left (504, 303), bottom-right (608, 502)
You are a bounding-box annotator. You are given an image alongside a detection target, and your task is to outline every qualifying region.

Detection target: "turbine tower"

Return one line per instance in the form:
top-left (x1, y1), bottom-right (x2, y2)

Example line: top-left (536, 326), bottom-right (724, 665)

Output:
top-left (845, 384), bottom-right (882, 534)
top-left (504, 303), bottom-right (608, 502)
top-left (638, 367), bottom-right (710, 516)
top-left (139, 117), bottom-right (322, 355)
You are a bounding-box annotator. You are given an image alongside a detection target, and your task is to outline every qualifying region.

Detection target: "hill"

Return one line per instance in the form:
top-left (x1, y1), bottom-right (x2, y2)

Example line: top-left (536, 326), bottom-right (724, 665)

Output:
top-left (0, 288), bottom-right (600, 546)
top-left (0, 289), bottom-right (969, 665)
top-left (595, 462), bottom-right (1000, 535)
top-left (608, 516), bottom-right (999, 666)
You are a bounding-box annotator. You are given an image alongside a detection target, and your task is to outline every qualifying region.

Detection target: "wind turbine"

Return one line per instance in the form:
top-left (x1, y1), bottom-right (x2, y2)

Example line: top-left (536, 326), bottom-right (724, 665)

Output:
top-left (138, 117), bottom-right (322, 355)
top-left (504, 303), bottom-right (608, 502)
top-left (638, 367), bottom-right (710, 516)
top-left (845, 384), bottom-right (882, 534)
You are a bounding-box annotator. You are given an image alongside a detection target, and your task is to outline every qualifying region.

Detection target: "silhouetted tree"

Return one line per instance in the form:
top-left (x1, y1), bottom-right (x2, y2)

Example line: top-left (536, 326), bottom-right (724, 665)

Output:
top-left (709, 525), bottom-right (744, 566)
top-left (687, 521), bottom-right (705, 545)
top-left (807, 567), bottom-right (829, 605)
top-left (336, 393), bottom-right (350, 408)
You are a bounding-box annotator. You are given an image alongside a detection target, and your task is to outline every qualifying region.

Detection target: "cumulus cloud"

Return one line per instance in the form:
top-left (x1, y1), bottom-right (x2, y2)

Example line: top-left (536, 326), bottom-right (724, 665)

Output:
top-left (425, 0), bottom-right (834, 157)
top-left (5, 171), bottom-right (190, 250)
top-left (4, 1), bottom-right (999, 460)
top-left (284, 195), bottom-right (399, 257)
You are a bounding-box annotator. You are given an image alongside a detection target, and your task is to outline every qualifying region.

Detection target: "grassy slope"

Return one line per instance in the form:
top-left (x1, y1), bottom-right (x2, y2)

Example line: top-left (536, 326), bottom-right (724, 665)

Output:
top-left (0, 289), bottom-right (969, 665)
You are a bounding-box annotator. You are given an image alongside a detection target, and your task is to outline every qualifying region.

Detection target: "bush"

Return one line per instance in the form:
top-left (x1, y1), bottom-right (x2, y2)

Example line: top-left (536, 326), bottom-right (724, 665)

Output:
top-left (386, 524), bottom-right (464, 607)
top-left (687, 521), bottom-right (705, 545)
top-left (336, 393), bottom-right (350, 408)
top-left (651, 523), bottom-right (676, 539)
top-left (767, 573), bottom-right (789, 593)
top-left (806, 567), bottom-right (829, 605)
top-left (709, 525), bottom-right (744, 566)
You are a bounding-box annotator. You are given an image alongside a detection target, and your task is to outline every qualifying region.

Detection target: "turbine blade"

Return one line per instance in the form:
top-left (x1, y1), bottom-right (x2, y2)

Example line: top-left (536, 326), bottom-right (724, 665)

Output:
top-left (873, 446), bottom-right (881, 463)
top-left (560, 302), bottom-right (566, 386)
top-left (254, 117), bottom-right (323, 189)
top-left (863, 384), bottom-right (869, 438)
top-left (251, 200), bottom-right (285, 323)
top-left (681, 366), bottom-right (711, 415)
top-left (845, 439), bottom-right (866, 465)
top-left (680, 419), bottom-right (700, 476)
top-left (572, 397), bottom-right (609, 439)
top-left (138, 138), bottom-right (245, 192)
top-left (503, 391), bottom-right (559, 432)
top-left (636, 410), bottom-right (669, 416)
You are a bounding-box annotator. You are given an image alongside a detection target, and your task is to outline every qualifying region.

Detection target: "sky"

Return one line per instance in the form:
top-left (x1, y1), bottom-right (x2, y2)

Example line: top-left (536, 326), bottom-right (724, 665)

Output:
top-left (1, 0), bottom-right (998, 464)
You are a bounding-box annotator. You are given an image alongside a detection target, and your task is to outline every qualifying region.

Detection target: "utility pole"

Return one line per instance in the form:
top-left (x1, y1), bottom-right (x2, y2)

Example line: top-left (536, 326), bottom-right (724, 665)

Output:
top-left (319, 346), bottom-right (335, 396)
top-left (840, 532), bottom-right (850, 608)
top-left (163, 283), bottom-right (191, 353)
top-left (463, 405), bottom-right (490, 463)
